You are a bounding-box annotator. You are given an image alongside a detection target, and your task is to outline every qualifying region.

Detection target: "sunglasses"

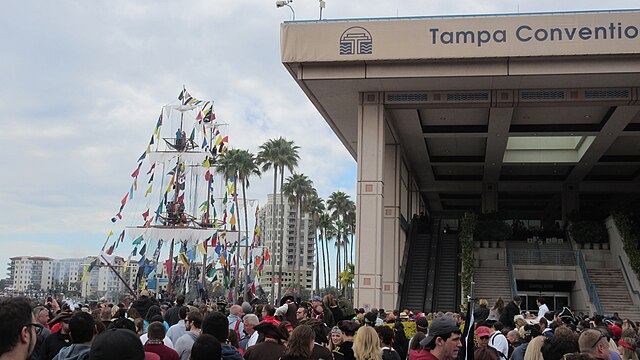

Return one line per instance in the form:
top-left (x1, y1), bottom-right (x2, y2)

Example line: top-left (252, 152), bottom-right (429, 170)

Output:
top-left (25, 323), bottom-right (44, 336)
top-left (479, 336), bottom-right (490, 340)
top-left (590, 333), bottom-right (606, 349)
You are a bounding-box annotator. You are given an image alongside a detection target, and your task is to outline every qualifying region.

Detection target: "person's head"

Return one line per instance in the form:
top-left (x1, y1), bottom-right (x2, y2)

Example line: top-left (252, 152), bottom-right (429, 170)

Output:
top-left (190, 334), bottom-right (221, 360)
top-left (202, 312), bottom-right (229, 343)
top-left (330, 326), bottom-right (343, 345)
top-left (522, 324), bottom-right (541, 343)
top-left (33, 306), bottom-right (50, 326)
top-left (285, 325), bottom-right (315, 358)
top-left (494, 298), bottom-right (504, 310)
top-left (100, 307), bottom-right (112, 321)
top-left (296, 306), bottom-right (308, 321)
top-left (253, 322), bottom-right (288, 344)
top-left (376, 325), bottom-right (394, 347)
top-left (513, 296), bottom-right (522, 306)
top-left (175, 295), bottom-right (185, 307)
top-left (230, 305), bottom-right (243, 317)
top-left (133, 318), bottom-right (144, 336)
top-left (304, 319), bottom-right (329, 345)
top-left (617, 336), bottom-right (637, 360)
top-left (89, 328), bottom-right (145, 360)
top-left (0, 297), bottom-right (40, 358)
top-left (178, 306), bottom-right (188, 321)
top-left (185, 311), bottom-right (203, 331)
top-left (507, 330), bottom-right (520, 344)
top-left (537, 297), bottom-right (546, 306)
top-left (578, 329), bottom-right (611, 360)
top-left (108, 318), bottom-right (136, 332)
top-left (338, 320), bottom-right (360, 337)
top-left (420, 316), bottom-right (463, 360)
top-left (539, 316), bottom-right (549, 330)
top-left (145, 305), bottom-right (162, 322)
top-left (476, 326), bottom-right (491, 348)
top-left (479, 299), bottom-right (489, 308)
top-left (311, 296), bottom-right (322, 307)
top-left (243, 314), bottom-right (259, 335)
top-left (147, 321), bottom-right (166, 341)
top-left (353, 326), bottom-right (381, 360)
top-left (69, 312), bottom-right (97, 344)
top-left (262, 304), bottom-right (276, 317)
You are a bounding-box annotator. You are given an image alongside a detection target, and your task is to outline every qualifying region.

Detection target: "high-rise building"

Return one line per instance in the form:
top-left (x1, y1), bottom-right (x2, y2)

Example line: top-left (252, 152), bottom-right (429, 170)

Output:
top-left (8, 256), bottom-right (53, 292)
top-left (258, 193), bottom-right (315, 295)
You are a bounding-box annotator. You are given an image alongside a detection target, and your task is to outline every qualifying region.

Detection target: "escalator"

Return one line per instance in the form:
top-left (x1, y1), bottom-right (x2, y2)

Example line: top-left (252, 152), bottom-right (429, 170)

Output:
top-left (399, 220), bottom-right (438, 312)
top-left (432, 232), bottom-right (461, 311)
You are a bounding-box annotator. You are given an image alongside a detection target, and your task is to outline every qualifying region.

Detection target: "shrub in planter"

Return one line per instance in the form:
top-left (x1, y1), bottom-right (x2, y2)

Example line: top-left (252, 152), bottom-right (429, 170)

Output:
top-left (569, 220), bottom-right (608, 245)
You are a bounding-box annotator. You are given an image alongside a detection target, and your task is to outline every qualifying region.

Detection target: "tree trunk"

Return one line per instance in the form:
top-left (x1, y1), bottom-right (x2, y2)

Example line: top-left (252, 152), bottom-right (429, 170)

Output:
top-left (294, 198), bottom-right (301, 291)
top-left (277, 168), bottom-right (285, 304)
top-left (336, 232), bottom-right (341, 292)
top-left (270, 169), bottom-right (278, 305)
top-left (324, 230), bottom-right (331, 289)
top-left (314, 218), bottom-right (320, 293)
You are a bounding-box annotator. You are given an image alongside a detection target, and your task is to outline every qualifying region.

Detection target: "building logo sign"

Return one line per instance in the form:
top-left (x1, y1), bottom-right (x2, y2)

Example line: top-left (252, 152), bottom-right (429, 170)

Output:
top-left (340, 26), bottom-right (373, 55)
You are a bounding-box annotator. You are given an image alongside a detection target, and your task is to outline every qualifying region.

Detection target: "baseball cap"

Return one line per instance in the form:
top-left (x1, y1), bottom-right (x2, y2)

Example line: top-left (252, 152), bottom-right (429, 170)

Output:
top-left (311, 296), bottom-right (322, 302)
top-left (476, 326), bottom-right (491, 337)
top-left (420, 316), bottom-right (460, 346)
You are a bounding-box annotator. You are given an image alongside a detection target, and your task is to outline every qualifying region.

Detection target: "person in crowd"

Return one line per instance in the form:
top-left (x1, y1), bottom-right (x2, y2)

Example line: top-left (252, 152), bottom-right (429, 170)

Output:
top-left (325, 295), bottom-right (344, 324)
top-left (228, 305), bottom-right (245, 341)
top-left (408, 332), bottom-right (429, 360)
top-left (377, 326), bottom-right (400, 360)
top-left (164, 296), bottom-right (185, 327)
top-left (334, 320), bottom-right (359, 360)
top-left (507, 329), bottom-right (522, 358)
top-left (617, 336), bottom-right (638, 360)
top-left (88, 328), bottom-right (148, 360)
top-left (392, 322), bottom-right (409, 360)
top-left (536, 298), bottom-right (549, 321)
top-left (243, 322), bottom-right (287, 360)
top-left (140, 321), bottom-right (174, 349)
top-left (143, 322), bottom-right (179, 360)
top-left (329, 326), bottom-right (344, 353)
top-left (512, 324), bottom-right (541, 360)
top-left (53, 312), bottom-right (96, 360)
top-left (132, 290), bottom-right (159, 324)
top-left (238, 314), bottom-right (259, 351)
top-left (0, 297), bottom-right (42, 360)
top-left (418, 316), bottom-right (462, 360)
top-left (488, 322), bottom-right (509, 360)
top-left (539, 317), bottom-right (553, 338)
top-left (353, 325), bottom-right (382, 360)
top-left (174, 311), bottom-right (202, 360)
top-left (227, 330), bottom-right (243, 356)
top-left (487, 298), bottom-right (504, 326)
top-left (303, 319), bottom-right (332, 360)
top-left (281, 325), bottom-right (315, 360)
top-left (31, 306), bottom-right (52, 360)
top-left (201, 312), bottom-right (243, 360)
top-left (499, 296), bottom-right (522, 330)
top-left (476, 326), bottom-right (492, 350)
top-left (262, 305), bottom-right (281, 326)
top-left (311, 296), bottom-right (335, 328)
top-left (166, 307), bottom-right (188, 345)
top-left (42, 311), bottom-right (73, 360)
top-left (579, 329), bottom-right (613, 360)
top-left (296, 307), bottom-right (309, 324)
top-left (475, 299), bottom-right (490, 325)
top-left (98, 308), bottom-right (112, 330)
top-left (189, 334), bottom-right (221, 360)
top-left (144, 306), bottom-right (168, 332)
top-left (540, 326), bottom-right (579, 360)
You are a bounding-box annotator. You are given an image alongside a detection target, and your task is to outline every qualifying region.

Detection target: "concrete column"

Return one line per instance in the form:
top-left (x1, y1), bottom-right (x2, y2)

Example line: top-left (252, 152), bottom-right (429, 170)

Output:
top-left (383, 143), bottom-right (401, 309)
top-left (482, 183), bottom-right (498, 213)
top-left (355, 92), bottom-right (385, 311)
top-left (562, 184), bottom-right (579, 225)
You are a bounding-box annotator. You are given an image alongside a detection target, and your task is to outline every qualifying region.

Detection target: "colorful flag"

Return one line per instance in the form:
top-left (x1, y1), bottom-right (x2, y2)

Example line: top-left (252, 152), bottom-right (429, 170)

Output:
top-left (132, 235), bottom-right (143, 245)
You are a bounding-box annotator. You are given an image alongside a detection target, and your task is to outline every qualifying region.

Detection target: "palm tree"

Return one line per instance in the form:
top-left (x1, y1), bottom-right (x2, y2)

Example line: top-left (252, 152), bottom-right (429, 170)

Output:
top-left (257, 137), bottom-right (299, 304)
top-left (318, 212), bottom-right (334, 289)
top-left (345, 205), bottom-right (356, 267)
top-left (328, 191), bottom-right (352, 291)
top-left (216, 148), bottom-right (261, 302)
top-left (283, 173), bottom-right (314, 290)
top-left (305, 194), bottom-right (325, 292)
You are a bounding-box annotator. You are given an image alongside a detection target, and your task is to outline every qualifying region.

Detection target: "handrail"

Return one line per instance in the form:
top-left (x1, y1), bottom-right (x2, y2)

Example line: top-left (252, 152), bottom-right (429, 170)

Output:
top-left (509, 249), bottom-right (577, 266)
top-left (506, 247), bottom-right (518, 299)
top-left (397, 219), bottom-right (418, 308)
top-left (576, 250), bottom-right (604, 315)
top-left (618, 255), bottom-right (640, 304)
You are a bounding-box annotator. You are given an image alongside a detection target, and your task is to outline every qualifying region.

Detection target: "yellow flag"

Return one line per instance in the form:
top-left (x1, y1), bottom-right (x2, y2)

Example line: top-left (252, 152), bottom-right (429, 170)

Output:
top-left (203, 159), bottom-right (210, 169)
top-left (198, 242), bottom-right (206, 256)
top-left (122, 260), bottom-right (129, 273)
top-left (145, 184), bottom-right (153, 197)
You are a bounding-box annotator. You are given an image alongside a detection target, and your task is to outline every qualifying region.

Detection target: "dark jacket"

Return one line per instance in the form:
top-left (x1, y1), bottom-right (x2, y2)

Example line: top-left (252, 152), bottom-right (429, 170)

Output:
top-left (310, 343), bottom-right (333, 360)
top-left (40, 331), bottom-right (71, 360)
top-left (499, 301), bottom-right (520, 329)
top-left (243, 341), bottom-right (286, 360)
top-left (474, 306), bottom-right (490, 325)
top-left (221, 344), bottom-right (244, 360)
top-left (132, 296), bottom-right (159, 319)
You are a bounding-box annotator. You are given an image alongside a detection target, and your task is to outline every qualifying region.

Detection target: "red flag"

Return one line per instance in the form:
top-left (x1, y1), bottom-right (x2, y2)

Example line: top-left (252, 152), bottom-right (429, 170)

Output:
top-left (221, 135), bottom-right (228, 144)
top-left (165, 259), bottom-right (173, 276)
top-left (121, 193), bottom-right (129, 205)
top-left (264, 248), bottom-right (270, 261)
top-left (147, 163), bottom-right (156, 175)
top-left (177, 193), bottom-right (185, 203)
top-left (142, 209), bottom-right (150, 221)
top-left (131, 164), bottom-right (142, 178)
top-left (196, 111), bottom-right (203, 121)
top-left (106, 244), bottom-right (114, 255)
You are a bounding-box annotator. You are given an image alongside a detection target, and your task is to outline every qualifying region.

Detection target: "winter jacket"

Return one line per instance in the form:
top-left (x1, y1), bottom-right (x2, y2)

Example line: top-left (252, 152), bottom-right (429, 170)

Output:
top-left (52, 344), bottom-right (90, 360)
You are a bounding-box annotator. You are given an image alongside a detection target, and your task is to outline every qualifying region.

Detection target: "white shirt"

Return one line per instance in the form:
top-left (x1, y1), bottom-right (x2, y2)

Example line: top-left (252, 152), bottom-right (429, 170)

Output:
top-left (246, 331), bottom-right (259, 349)
top-left (489, 331), bottom-right (509, 359)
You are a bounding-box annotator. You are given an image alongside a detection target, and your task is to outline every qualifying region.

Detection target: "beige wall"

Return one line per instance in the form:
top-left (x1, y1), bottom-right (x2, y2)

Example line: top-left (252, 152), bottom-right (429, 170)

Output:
top-left (282, 11), bottom-right (640, 63)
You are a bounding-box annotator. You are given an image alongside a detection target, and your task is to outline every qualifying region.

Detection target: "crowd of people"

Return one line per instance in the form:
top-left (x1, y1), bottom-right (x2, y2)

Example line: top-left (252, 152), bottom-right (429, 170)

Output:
top-left (1, 292), bottom-right (639, 360)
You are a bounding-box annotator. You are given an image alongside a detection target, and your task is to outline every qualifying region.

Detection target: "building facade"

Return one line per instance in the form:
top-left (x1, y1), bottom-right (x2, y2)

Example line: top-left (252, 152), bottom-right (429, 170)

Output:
top-left (259, 193), bottom-right (315, 295)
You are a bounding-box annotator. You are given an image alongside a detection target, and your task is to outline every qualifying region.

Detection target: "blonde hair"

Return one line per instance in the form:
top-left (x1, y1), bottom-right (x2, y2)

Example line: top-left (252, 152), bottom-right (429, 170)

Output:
top-left (479, 299), bottom-right (489, 307)
top-left (353, 326), bottom-right (382, 360)
top-left (524, 336), bottom-right (545, 360)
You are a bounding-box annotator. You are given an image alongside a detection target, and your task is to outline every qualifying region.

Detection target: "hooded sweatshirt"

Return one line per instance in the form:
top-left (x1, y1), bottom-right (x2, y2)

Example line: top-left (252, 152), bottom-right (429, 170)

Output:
top-left (221, 344), bottom-right (244, 360)
top-left (52, 344), bottom-right (91, 360)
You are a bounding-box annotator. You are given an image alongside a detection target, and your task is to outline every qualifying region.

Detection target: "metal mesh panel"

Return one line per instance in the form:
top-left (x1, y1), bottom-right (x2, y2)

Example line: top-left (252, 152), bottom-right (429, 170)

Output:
top-left (445, 92), bottom-right (489, 101)
top-left (584, 89), bottom-right (629, 99)
top-left (521, 90), bottom-right (565, 100)
top-left (386, 93), bottom-right (428, 102)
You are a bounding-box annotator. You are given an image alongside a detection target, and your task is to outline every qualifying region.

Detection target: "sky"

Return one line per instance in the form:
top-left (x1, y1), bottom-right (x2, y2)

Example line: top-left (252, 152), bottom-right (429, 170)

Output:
top-left (1, 0), bottom-right (638, 279)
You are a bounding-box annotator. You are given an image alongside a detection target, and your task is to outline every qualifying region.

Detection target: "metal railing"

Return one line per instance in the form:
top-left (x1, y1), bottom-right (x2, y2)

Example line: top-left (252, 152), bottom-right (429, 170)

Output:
top-left (508, 249), bottom-right (577, 266)
top-left (576, 251), bottom-right (604, 314)
top-left (506, 249), bottom-right (518, 299)
top-left (618, 256), bottom-right (640, 304)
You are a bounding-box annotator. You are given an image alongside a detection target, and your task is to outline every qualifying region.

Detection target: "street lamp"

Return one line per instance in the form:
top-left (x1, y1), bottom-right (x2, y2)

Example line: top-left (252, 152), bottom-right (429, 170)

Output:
top-left (276, 0), bottom-right (295, 21)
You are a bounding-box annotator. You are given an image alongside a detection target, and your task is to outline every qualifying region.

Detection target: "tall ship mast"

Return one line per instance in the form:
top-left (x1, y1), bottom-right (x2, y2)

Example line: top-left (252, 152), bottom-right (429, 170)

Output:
top-left (87, 88), bottom-right (265, 304)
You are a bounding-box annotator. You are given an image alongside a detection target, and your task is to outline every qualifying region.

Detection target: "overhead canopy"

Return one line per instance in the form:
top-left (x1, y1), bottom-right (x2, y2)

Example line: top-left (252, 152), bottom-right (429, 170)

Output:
top-left (281, 9), bottom-right (640, 218)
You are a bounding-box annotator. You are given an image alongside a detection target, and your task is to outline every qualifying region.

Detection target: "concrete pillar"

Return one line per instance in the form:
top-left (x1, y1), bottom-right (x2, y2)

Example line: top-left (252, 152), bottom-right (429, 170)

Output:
top-left (382, 143), bottom-right (401, 310)
top-left (562, 183), bottom-right (579, 225)
top-left (355, 92), bottom-right (385, 311)
top-left (482, 183), bottom-right (498, 213)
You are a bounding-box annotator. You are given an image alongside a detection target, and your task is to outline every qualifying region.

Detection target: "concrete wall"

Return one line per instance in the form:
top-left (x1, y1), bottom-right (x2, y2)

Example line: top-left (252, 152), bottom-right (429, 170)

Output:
top-left (606, 216), bottom-right (640, 306)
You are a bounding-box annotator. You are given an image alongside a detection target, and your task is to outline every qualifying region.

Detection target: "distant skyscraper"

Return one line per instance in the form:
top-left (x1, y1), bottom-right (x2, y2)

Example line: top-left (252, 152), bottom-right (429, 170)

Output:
top-left (259, 193), bottom-right (315, 295)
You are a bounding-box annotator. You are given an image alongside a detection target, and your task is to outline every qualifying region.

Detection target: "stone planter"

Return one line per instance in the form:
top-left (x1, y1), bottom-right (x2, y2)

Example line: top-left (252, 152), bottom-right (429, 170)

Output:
top-left (474, 241), bottom-right (481, 249)
top-left (498, 241), bottom-right (506, 248)
top-left (481, 241), bottom-right (489, 248)
top-left (490, 240), bottom-right (498, 248)
top-left (601, 242), bottom-right (609, 250)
